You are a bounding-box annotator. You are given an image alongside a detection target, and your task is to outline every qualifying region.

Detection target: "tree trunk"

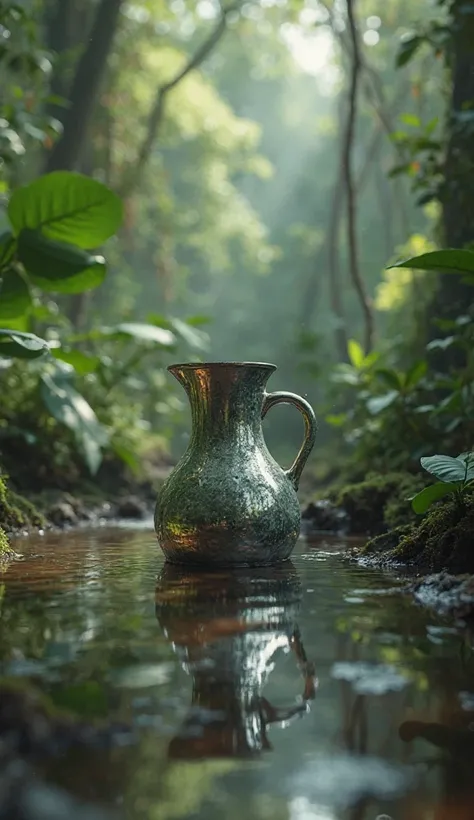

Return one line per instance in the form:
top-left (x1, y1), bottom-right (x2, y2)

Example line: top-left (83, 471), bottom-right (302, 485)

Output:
top-left (343, 0), bottom-right (374, 354)
top-left (45, 0), bottom-right (123, 173)
top-left (43, 0), bottom-right (89, 120)
top-left (435, 0), bottom-right (474, 319)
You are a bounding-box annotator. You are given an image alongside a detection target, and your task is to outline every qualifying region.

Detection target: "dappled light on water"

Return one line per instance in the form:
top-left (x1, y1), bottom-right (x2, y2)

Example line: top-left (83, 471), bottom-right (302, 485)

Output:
top-left (0, 529), bottom-right (473, 819)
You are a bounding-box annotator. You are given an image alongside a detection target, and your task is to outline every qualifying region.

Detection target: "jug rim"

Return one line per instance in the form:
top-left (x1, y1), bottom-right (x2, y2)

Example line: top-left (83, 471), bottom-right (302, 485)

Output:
top-left (168, 361), bottom-right (277, 371)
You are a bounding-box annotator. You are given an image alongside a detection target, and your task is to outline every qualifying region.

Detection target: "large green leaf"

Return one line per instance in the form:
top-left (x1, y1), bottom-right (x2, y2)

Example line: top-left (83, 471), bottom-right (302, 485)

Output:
top-left (404, 360), bottom-right (428, 388)
top-left (8, 171), bottom-right (123, 249)
top-left (411, 481), bottom-right (459, 514)
top-left (18, 229), bottom-right (106, 293)
top-left (0, 231), bottom-right (16, 268)
top-left (52, 349), bottom-right (100, 375)
top-left (366, 390), bottom-right (399, 415)
top-left (426, 336), bottom-right (456, 351)
top-left (0, 267), bottom-right (31, 318)
top-left (374, 368), bottom-right (403, 391)
top-left (0, 328), bottom-right (49, 359)
top-left (41, 372), bottom-right (109, 474)
top-left (101, 322), bottom-right (175, 347)
top-left (331, 364), bottom-right (360, 386)
top-left (396, 34), bottom-right (424, 67)
top-left (458, 452), bottom-right (474, 481)
top-left (388, 249), bottom-right (474, 275)
top-left (111, 441), bottom-right (140, 473)
top-left (347, 339), bottom-right (365, 369)
top-left (420, 454), bottom-right (468, 483)
top-left (148, 314), bottom-right (209, 351)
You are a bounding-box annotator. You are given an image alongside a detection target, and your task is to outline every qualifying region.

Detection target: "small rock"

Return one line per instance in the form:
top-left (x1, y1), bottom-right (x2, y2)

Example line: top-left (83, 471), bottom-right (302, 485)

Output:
top-left (301, 500), bottom-right (348, 534)
top-left (62, 494), bottom-right (90, 520)
top-left (46, 502), bottom-right (78, 528)
top-left (116, 496), bottom-right (146, 520)
top-left (408, 573), bottom-right (474, 620)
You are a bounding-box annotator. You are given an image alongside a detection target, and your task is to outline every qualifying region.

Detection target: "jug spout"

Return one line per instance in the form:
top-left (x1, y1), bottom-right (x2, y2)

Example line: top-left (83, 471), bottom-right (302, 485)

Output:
top-left (168, 362), bottom-right (276, 440)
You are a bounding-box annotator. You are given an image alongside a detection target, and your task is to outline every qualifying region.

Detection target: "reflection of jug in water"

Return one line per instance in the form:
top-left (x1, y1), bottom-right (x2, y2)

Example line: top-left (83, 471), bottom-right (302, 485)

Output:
top-left (155, 362), bottom-right (317, 567)
top-left (155, 563), bottom-right (317, 759)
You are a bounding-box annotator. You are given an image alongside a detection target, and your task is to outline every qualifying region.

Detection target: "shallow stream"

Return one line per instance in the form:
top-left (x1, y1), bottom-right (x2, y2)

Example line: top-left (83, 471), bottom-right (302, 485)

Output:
top-left (1, 528), bottom-right (473, 819)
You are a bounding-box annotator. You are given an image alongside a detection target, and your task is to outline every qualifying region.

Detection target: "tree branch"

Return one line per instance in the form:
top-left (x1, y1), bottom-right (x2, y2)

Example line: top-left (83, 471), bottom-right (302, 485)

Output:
top-left (343, 0), bottom-right (374, 353)
top-left (120, 2), bottom-right (241, 197)
top-left (327, 163), bottom-right (349, 361)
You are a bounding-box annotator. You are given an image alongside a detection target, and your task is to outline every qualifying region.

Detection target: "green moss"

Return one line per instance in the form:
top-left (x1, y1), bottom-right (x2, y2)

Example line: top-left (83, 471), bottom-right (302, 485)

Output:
top-left (361, 524), bottom-right (415, 555)
top-left (0, 525), bottom-right (11, 557)
top-left (361, 494), bottom-right (474, 574)
top-left (0, 476), bottom-right (45, 532)
top-left (332, 472), bottom-right (424, 535)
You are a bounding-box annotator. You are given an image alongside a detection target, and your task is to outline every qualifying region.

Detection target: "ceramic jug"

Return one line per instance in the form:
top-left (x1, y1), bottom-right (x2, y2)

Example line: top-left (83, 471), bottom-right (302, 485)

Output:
top-left (155, 361), bottom-right (316, 566)
top-left (155, 563), bottom-right (316, 759)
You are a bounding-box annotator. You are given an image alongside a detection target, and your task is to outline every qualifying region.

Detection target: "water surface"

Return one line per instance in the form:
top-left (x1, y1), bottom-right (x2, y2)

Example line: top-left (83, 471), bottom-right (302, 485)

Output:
top-left (1, 529), bottom-right (473, 820)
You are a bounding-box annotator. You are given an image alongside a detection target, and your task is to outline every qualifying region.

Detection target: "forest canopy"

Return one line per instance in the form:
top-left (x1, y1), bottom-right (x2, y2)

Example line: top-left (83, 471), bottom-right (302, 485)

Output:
top-left (0, 0), bottom-right (472, 496)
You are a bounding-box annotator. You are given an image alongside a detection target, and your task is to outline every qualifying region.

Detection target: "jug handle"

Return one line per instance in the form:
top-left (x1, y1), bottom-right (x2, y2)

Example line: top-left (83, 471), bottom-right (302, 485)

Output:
top-left (262, 391), bottom-right (317, 491)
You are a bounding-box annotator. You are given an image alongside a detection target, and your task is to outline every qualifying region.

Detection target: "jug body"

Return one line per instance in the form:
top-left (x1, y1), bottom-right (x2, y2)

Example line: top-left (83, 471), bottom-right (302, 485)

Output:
top-left (155, 362), bottom-right (316, 567)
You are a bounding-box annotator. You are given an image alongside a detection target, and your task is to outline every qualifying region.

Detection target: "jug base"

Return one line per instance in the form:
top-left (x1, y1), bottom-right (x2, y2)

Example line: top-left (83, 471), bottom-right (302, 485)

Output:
top-left (158, 536), bottom-right (297, 568)
top-left (163, 554), bottom-right (294, 569)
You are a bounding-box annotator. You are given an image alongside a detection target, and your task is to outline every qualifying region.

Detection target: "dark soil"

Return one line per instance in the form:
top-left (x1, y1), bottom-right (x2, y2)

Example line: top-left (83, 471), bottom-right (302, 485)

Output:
top-left (0, 473), bottom-right (164, 549)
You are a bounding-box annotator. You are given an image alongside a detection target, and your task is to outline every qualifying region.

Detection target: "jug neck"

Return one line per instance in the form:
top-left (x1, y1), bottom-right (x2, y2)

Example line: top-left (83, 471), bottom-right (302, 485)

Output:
top-left (169, 363), bottom-right (276, 441)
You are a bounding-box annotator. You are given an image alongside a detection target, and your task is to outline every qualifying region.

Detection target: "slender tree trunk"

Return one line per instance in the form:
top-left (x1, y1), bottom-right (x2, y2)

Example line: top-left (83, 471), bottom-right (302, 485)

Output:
top-left (43, 0), bottom-right (90, 122)
top-left (45, 0), bottom-right (124, 173)
top-left (343, 0), bottom-right (374, 354)
top-left (327, 167), bottom-right (349, 361)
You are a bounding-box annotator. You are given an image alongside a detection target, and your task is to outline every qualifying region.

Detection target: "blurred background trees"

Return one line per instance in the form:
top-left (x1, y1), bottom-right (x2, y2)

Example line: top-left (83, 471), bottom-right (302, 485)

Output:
top-left (0, 0), bottom-right (472, 493)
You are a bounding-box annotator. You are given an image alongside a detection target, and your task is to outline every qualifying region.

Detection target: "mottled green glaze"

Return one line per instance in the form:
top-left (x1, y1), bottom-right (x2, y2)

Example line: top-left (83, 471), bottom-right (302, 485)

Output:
top-left (155, 362), bottom-right (317, 567)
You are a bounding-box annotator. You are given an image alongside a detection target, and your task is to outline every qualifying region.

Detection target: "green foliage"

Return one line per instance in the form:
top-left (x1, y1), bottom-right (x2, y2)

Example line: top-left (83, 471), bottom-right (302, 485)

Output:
top-left (396, 34), bottom-right (425, 68)
top-left (0, 172), bottom-right (124, 473)
top-left (410, 481), bottom-right (459, 514)
top-left (389, 249), bottom-right (474, 278)
top-left (326, 313), bottom-right (474, 476)
top-left (0, 0), bottom-right (467, 500)
top-left (0, 266), bottom-right (30, 318)
top-left (41, 371), bottom-right (109, 476)
top-left (0, 475), bottom-right (44, 531)
top-left (0, 328), bottom-right (48, 358)
top-left (0, 172), bottom-right (121, 309)
top-left (17, 230), bottom-right (106, 294)
top-left (0, 2), bottom-right (60, 182)
top-left (0, 526), bottom-right (9, 556)
top-left (8, 172), bottom-right (123, 248)
top-left (0, 170), bottom-right (206, 477)
top-left (411, 452), bottom-right (474, 513)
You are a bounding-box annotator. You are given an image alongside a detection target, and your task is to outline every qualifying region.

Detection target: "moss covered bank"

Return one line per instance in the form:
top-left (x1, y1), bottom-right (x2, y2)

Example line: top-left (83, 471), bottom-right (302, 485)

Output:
top-left (360, 494), bottom-right (474, 574)
top-left (0, 476), bottom-right (45, 555)
top-left (331, 472), bottom-right (425, 534)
